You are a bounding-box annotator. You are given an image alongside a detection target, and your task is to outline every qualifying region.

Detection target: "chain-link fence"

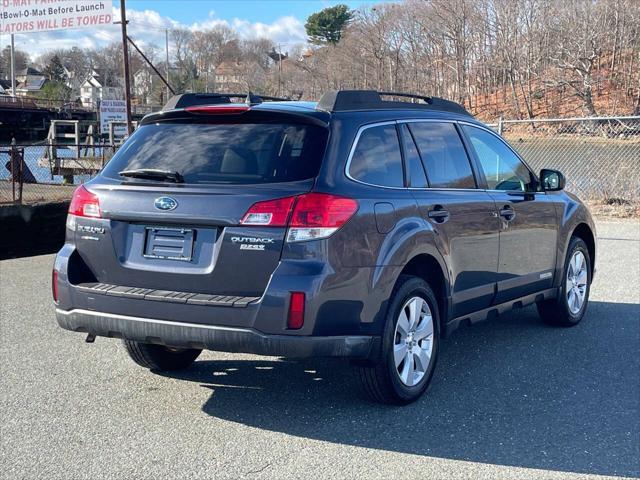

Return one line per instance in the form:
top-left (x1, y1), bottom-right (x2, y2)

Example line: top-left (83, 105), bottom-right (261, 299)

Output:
top-left (488, 116), bottom-right (640, 205)
top-left (2, 116), bottom-right (639, 207)
top-left (0, 143), bottom-right (118, 205)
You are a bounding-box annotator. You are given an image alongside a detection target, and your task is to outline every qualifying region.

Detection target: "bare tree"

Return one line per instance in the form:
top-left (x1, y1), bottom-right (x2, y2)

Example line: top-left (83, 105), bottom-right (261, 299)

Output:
top-left (17, 0), bottom-right (639, 117)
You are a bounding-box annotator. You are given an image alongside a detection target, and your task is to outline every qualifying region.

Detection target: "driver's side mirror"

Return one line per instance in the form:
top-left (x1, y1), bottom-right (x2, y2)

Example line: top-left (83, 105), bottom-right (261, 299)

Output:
top-left (540, 169), bottom-right (565, 191)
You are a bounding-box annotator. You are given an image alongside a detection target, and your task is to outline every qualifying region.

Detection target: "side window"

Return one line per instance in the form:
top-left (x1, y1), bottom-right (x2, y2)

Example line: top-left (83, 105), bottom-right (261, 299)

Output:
top-left (408, 122), bottom-right (476, 189)
top-left (400, 124), bottom-right (428, 188)
top-left (349, 124), bottom-right (404, 187)
top-left (463, 125), bottom-right (534, 192)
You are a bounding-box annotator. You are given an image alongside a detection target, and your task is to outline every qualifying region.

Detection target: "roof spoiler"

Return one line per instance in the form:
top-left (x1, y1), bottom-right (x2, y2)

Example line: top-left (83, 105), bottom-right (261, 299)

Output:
top-left (316, 90), bottom-right (471, 116)
top-left (163, 92), bottom-right (290, 111)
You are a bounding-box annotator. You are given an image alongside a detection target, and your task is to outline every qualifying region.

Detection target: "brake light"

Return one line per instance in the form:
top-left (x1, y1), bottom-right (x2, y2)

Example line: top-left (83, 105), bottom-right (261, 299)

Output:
top-left (287, 193), bottom-right (358, 242)
top-left (185, 105), bottom-right (250, 114)
top-left (240, 193), bottom-right (358, 242)
top-left (69, 185), bottom-right (101, 218)
top-left (52, 269), bottom-right (59, 303)
top-left (240, 196), bottom-right (296, 227)
top-left (287, 292), bottom-right (305, 329)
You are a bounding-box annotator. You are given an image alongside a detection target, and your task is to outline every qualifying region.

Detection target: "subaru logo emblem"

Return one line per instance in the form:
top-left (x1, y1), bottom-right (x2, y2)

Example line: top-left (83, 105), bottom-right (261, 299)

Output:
top-left (154, 196), bottom-right (178, 211)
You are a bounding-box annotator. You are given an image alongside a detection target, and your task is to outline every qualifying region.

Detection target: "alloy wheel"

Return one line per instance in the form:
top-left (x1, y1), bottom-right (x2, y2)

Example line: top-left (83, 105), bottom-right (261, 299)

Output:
top-left (566, 250), bottom-right (588, 315)
top-left (393, 296), bottom-right (435, 387)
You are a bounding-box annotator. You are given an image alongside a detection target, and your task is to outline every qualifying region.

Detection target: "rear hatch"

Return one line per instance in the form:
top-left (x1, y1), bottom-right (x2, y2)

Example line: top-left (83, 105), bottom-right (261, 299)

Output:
top-left (69, 108), bottom-right (329, 297)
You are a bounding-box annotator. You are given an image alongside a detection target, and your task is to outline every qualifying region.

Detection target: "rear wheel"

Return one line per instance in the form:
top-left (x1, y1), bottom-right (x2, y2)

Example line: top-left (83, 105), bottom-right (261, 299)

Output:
top-left (123, 340), bottom-right (201, 371)
top-left (358, 276), bottom-right (440, 405)
top-left (537, 236), bottom-right (591, 326)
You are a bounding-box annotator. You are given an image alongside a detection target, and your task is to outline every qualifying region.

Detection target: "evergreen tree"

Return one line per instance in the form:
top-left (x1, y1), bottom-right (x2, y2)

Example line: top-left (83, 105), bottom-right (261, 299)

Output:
top-left (44, 54), bottom-right (67, 83)
top-left (305, 5), bottom-right (353, 45)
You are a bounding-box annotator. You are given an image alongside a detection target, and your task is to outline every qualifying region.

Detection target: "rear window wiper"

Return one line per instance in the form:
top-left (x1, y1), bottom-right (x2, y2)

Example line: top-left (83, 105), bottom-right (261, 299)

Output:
top-left (119, 168), bottom-right (185, 183)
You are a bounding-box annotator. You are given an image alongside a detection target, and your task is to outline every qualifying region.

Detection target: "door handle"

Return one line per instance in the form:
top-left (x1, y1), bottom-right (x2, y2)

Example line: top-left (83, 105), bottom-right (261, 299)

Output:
top-left (428, 206), bottom-right (450, 224)
top-left (499, 206), bottom-right (516, 222)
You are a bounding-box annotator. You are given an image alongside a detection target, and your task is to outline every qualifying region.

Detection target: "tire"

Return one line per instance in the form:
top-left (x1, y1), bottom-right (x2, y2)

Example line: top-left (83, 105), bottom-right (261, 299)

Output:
top-left (358, 275), bottom-right (440, 405)
top-left (123, 340), bottom-right (201, 371)
top-left (537, 236), bottom-right (592, 327)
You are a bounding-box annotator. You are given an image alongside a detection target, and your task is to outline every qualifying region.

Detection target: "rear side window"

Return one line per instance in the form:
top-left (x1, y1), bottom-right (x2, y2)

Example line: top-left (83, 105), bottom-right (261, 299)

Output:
top-left (102, 122), bottom-right (328, 184)
top-left (409, 122), bottom-right (476, 189)
top-left (348, 124), bottom-right (404, 187)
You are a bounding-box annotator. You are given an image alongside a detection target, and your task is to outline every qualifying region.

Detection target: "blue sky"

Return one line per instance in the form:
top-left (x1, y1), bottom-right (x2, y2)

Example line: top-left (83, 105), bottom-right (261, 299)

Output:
top-left (4, 0), bottom-right (379, 58)
top-left (127, 0), bottom-right (368, 26)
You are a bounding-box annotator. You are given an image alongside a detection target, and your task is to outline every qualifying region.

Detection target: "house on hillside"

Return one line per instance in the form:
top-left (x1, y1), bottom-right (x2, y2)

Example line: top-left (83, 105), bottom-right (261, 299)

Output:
top-left (15, 67), bottom-right (44, 85)
top-left (134, 69), bottom-right (153, 103)
top-left (62, 63), bottom-right (85, 92)
top-left (213, 61), bottom-right (246, 92)
top-left (80, 70), bottom-right (123, 108)
top-left (14, 67), bottom-right (48, 97)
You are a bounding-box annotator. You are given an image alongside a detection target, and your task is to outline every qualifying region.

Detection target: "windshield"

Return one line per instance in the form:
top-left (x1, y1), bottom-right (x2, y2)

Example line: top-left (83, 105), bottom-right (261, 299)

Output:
top-left (102, 122), bottom-right (328, 184)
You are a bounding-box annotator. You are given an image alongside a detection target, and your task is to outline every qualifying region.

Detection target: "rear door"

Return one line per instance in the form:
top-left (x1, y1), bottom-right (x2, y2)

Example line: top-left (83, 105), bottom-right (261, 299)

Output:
top-left (72, 114), bottom-right (328, 297)
top-left (404, 121), bottom-right (501, 318)
top-left (460, 124), bottom-right (558, 303)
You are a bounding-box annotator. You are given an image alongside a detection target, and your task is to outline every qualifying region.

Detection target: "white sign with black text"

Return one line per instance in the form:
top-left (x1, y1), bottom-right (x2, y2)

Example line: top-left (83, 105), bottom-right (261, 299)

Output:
top-left (1, 0), bottom-right (113, 34)
top-left (99, 99), bottom-right (127, 136)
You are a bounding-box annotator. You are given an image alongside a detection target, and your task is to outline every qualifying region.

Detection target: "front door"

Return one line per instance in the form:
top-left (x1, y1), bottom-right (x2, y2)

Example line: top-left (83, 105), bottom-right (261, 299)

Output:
top-left (461, 124), bottom-right (558, 304)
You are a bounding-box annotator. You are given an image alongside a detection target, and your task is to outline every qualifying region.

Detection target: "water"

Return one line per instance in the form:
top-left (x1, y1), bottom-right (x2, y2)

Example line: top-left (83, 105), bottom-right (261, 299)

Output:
top-left (0, 145), bottom-right (103, 184)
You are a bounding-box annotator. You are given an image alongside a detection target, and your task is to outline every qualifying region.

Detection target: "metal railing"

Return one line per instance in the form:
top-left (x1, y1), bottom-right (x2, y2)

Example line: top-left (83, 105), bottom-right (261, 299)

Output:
top-left (0, 95), bottom-right (163, 114)
top-left (0, 142), bottom-right (118, 205)
top-left (0, 94), bottom-right (89, 111)
top-left (488, 116), bottom-right (640, 204)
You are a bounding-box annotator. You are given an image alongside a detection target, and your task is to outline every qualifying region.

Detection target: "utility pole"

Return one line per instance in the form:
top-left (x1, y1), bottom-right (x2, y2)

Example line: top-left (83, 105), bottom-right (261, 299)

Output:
top-left (165, 28), bottom-right (170, 101)
top-left (120, 0), bottom-right (133, 135)
top-left (10, 34), bottom-right (16, 96)
top-left (278, 43), bottom-right (282, 97)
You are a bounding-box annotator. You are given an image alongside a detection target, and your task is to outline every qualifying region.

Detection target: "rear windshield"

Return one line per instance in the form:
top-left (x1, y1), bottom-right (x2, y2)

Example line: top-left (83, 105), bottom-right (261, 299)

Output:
top-left (102, 122), bottom-right (328, 184)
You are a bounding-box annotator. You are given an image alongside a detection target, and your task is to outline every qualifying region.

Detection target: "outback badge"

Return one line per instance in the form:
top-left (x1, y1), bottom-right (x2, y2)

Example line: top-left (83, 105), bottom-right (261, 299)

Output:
top-left (154, 197), bottom-right (178, 211)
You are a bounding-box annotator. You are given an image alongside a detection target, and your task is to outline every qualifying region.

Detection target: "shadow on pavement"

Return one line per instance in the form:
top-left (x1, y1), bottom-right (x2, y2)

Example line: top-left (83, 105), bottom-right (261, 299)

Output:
top-left (161, 301), bottom-right (640, 477)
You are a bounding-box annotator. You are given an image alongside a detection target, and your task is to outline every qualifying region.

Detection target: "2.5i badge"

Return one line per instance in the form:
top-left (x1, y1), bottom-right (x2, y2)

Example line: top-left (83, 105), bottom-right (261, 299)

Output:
top-left (231, 236), bottom-right (275, 251)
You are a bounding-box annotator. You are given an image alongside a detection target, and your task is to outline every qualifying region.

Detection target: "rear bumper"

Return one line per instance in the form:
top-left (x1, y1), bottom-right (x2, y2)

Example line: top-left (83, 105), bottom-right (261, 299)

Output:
top-left (56, 308), bottom-right (379, 359)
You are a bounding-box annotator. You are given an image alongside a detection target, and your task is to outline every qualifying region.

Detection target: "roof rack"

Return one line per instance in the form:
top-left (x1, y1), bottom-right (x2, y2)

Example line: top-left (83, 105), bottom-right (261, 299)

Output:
top-left (316, 90), bottom-right (471, 117)
top-left (163, 92), bottom-right (290, 111)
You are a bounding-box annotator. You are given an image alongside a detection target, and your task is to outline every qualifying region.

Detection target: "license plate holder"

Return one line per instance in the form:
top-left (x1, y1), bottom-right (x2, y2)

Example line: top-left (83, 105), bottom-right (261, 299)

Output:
top-left (143, 226), bottom-right (194, 262)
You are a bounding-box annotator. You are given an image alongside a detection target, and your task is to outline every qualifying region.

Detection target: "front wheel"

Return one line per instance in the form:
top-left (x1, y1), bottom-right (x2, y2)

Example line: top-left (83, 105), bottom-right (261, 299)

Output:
top-left (358, 276), bottom-right (440, 405)
top-left (123, 340), bottom-right (201, 371)
top-left (537, 236), bottom-right (592, 327)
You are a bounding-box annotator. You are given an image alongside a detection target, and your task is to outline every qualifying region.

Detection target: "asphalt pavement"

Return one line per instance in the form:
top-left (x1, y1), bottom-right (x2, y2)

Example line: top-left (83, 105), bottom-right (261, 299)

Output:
top-left (1, 220), bottom-right (639, 479)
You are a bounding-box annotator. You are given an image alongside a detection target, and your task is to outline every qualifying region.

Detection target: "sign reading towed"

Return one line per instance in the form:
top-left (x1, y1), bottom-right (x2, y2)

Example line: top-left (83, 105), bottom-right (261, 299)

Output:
top-left (1, 0), bottom-right (113, 34)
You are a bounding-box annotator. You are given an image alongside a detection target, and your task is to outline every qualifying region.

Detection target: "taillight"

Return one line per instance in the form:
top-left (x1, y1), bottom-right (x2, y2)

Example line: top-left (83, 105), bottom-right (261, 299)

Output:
top-left (287, 193), bottom-right (358, 242)
top-left (287, 292), bottom-right (305, 329)
top-left (52, 269), bottom-right (59, 303)
top-left (69, 185), bottom-right (101, 218)
top-left (240, 196), bottom-right (296, 227)
top-left (240, 193), bottom-right (358, 242)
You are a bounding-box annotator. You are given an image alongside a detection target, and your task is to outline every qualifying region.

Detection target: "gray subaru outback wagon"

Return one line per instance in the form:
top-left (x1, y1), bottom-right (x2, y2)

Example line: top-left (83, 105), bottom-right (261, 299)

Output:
top-left (53, 90), bottom-right (596, 404)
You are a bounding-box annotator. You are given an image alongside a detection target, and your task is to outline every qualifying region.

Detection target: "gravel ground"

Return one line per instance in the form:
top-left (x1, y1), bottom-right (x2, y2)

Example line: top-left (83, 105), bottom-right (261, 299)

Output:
top-left (1, 220), bottom-right (638, 480)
